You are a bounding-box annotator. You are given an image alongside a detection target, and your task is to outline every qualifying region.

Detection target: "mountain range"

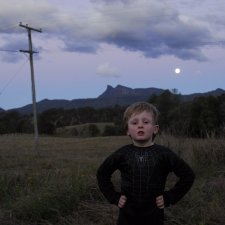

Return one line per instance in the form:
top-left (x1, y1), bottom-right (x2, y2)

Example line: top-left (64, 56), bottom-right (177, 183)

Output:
top-left (3, 85), bottom-right (225, 114)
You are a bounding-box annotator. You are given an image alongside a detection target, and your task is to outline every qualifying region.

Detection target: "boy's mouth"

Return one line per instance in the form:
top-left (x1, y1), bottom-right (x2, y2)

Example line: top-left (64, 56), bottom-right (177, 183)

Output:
top-left (137, 131), bottom-right (144, 136)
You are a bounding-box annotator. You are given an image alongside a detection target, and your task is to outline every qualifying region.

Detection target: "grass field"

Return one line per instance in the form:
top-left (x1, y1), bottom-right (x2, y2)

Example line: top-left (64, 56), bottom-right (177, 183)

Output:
top-left (0, 134), bottom-right (224, 225)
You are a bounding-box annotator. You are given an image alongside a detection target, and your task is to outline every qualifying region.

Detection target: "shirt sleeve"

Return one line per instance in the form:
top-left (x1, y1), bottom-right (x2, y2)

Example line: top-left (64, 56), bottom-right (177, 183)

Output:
top-left (96, 150), bottom-right (122, 205)
top-left (163, 149), bottom-right (195, 207)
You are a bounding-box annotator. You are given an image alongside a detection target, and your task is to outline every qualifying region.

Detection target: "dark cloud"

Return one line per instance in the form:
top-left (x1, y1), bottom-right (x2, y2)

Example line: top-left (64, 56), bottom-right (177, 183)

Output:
top-left (88, 1), bottom-right (214, 61)
top-left (62, 38), bottom-right (99, 53)
top-left (0, 0), bottom-right (224, 62)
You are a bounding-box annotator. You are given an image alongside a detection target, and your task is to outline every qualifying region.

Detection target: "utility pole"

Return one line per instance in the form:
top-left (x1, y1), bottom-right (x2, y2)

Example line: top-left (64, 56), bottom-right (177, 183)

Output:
top-left (19, 22), bottom-right (42, 153)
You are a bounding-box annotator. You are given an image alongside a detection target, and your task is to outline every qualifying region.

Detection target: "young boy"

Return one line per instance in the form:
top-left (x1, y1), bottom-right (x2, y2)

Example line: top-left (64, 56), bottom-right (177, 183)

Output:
top-left (96, 102), bottom-right (195, 225)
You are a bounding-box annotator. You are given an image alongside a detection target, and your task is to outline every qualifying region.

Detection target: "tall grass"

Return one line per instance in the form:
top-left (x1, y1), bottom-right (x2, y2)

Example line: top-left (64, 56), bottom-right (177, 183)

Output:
top-left (0, 134), bottom-right (224, 224)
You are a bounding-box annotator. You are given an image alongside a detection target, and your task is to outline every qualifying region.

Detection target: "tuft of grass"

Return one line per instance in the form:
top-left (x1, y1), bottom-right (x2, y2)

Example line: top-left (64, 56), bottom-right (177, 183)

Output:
top-left (10, 174), bottom-right (86, 222)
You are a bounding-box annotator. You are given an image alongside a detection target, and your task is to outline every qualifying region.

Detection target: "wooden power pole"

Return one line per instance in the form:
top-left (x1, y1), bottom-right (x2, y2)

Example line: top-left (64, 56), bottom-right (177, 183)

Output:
top-left (19, 22), bottom-right (42, 153)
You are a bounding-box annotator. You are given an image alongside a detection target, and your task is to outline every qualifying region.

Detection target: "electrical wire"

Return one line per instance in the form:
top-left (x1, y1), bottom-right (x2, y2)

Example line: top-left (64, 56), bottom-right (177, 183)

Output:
top-left (0, 57), bottom-right (29, 96)
top-left (0, 49), bottom-right (19, 52)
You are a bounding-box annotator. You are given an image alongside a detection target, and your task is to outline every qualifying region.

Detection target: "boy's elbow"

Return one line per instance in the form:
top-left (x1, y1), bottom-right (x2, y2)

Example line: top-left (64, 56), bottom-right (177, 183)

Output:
top-left (192, 171), bottom-right (195, 180)
top-left (190, 170), bottom-right (195, 183)
top-left (186, 165), bottom-right (195, 183)
top-left (186, 170), bottom-right (195, 190)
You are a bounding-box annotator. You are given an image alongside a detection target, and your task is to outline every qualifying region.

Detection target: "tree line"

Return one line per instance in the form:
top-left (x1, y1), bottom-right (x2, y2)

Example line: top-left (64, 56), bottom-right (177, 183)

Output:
top-left (0, 90), bottom-right (224, 138)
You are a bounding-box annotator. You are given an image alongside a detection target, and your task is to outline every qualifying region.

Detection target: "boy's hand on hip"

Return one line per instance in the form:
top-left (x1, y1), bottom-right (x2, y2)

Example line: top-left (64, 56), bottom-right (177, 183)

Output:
top-left (156, 195), bottom-right (165, 209)
top-left (118, 195), bottom-right (127, 208)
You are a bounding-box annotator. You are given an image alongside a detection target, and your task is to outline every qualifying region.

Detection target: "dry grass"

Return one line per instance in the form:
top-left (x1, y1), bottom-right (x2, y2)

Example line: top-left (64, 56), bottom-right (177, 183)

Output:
top-left (0, 134), bottom-right (224, 225)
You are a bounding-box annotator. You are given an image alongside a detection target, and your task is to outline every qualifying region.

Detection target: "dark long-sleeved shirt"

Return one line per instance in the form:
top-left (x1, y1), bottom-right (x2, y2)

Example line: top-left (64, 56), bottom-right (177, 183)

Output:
top-left (97, 144), bottom-right (195, 211)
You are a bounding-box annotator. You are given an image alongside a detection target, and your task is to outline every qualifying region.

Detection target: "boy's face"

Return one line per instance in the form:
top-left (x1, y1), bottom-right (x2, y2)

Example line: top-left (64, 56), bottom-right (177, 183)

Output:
top-left (127, 110), bottom-right (159, 146)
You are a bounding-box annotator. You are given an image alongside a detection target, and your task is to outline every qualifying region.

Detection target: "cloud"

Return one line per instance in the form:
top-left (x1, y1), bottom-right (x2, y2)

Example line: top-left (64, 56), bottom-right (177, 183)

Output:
top-left (0, 35), bottom-right (26, 62)
top-left (0, 0), bottom-right (224, 63)
top-left (0, 0), bottom-right (52, 62)
top-left (96, 63), bottom-right (120, 77)
top-left (89, 0), bottom-right (213, 61)
top-left (0, 34), bottom-right (42, 63)
top-left (91, 0), bottom-right (133, 4)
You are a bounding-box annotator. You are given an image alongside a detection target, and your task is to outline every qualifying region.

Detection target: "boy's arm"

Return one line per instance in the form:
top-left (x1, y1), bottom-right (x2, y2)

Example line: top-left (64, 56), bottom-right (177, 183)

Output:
top-left (96, 152), bottom-right (121, 205)
top-left (163, 150), bottom-right (195, 207)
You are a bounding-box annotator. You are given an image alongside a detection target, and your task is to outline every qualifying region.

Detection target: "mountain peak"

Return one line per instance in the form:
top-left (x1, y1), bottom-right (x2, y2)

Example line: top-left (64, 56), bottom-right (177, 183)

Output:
top-left (98, 85), bottom-right (136, 98)
top-left (98, 84), bottom-right (165, 98)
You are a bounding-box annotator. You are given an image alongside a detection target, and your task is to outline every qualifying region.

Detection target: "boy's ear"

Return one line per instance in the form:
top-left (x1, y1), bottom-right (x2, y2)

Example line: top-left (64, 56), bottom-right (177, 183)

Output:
top-left (154, 125), bottom-right (159, 134)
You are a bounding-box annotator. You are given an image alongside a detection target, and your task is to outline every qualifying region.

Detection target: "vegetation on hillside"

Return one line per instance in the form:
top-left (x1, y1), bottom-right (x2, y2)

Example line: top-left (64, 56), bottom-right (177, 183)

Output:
top-left (0, 134), bottom-right (224, 225)
top-left (0, 90), bottom-right (225, 138)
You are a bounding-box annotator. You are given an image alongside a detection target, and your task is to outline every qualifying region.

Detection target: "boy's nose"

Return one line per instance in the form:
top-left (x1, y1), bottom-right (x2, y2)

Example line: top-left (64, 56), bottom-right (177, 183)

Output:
top-left (138, 122), bottom-right (144, 127)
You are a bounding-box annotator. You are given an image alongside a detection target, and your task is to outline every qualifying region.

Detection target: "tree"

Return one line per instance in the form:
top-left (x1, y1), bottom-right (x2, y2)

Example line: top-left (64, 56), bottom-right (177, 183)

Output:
top-left (0, 111), bottom-right (22, 133)
top-left (38, 109), bottom-right (58, 134)
top-left (218, 94), bottom-right (225, 135)
top-left (87, 124), bottom-right (100, 137)
top-left (149, 90), bottom-right (181, 130)
top-left (189, 96), bottom-right (220, 137)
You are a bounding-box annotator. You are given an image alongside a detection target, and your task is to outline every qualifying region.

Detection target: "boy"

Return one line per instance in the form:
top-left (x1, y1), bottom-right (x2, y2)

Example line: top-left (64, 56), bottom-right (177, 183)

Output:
top-left (96, 102), bottom-right (195, 225)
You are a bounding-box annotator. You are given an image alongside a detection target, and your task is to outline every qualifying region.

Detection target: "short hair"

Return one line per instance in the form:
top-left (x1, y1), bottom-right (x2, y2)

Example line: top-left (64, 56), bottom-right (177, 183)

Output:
top-left (123, 102), bottom-right (159, 130)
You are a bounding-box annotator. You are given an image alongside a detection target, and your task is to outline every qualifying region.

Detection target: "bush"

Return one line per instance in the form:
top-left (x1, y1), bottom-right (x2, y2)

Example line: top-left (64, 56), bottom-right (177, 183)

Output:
top-left (102, 125), bottom-right (116, 136)
top-left (88, 124), bottom-right (100, 137)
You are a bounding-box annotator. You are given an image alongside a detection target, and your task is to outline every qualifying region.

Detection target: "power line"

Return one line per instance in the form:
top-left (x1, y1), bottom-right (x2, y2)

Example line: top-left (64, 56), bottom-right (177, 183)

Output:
top-left (0, 58), bottom-right (29, 96)
top-left (0, 49), bottom-right (19, 52)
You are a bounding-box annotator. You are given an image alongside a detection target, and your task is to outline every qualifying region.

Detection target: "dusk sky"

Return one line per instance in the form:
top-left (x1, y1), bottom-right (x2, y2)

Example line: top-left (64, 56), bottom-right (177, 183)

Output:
top-left (0, 0), bottom-right (225, 110)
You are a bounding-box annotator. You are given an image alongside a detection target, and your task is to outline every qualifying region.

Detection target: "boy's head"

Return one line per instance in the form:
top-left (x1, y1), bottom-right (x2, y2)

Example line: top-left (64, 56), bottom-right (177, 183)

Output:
top-left (123, 102), bottom-right (159, 139)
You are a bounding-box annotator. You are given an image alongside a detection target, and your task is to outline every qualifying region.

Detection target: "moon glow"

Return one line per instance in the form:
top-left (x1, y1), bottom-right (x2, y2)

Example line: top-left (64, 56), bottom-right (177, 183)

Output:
top-left (175, 68), bottom-right (181, 74)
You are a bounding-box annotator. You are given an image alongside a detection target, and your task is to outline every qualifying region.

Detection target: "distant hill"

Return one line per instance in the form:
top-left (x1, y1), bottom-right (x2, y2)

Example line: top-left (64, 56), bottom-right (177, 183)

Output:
top-left (181, 88), bottom-right (225, 101)
top-left (5, 85), bottom-right (225, 114)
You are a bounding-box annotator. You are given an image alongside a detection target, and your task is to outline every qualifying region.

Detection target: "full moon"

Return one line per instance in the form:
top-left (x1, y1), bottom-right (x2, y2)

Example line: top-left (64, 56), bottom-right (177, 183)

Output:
top-left (175, 68), bottom-right (181, 74)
